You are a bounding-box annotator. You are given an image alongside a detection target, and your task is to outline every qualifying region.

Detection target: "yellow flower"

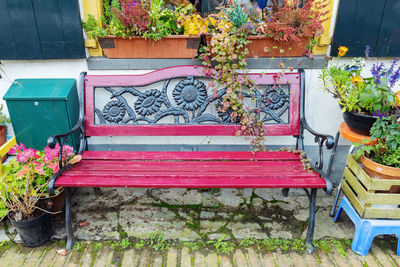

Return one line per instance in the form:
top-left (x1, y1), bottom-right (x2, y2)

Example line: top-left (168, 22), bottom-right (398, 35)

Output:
top-left (338, 46), bottom-right (348, 57)
top-left (352, 76), bottom-right (362, 84)
top-left (395, 91), bottom-right (400, 106)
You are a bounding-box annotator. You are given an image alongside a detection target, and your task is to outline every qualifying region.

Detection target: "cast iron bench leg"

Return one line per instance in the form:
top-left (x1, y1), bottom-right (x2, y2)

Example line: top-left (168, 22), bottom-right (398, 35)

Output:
top-left (65, 187), bottom-right (74, 250)
top-left (305, 188), bottom-right (317, 253)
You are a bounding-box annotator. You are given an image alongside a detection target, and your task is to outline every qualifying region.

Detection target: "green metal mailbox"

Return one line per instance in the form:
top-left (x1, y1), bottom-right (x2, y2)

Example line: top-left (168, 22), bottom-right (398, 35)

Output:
top-left (3, 79), bottom-right (79, 150)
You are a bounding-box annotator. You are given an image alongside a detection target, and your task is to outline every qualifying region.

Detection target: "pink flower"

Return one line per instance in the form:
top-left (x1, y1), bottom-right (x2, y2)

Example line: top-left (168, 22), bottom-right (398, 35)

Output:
top-left (17, 167), bottom-right (28, 177)
top-left (48, 162), bottom-right (59, 173)
top-left (34, 163), bottom-right (45, 175)
top-left (16, 153), bottom-right (28, 163)
top-left (62, 145), bottom-right (74, 159)
top-left (9, 144), bottom-right (24, 154)
top-left (17, 148), bottom-right (39, 163)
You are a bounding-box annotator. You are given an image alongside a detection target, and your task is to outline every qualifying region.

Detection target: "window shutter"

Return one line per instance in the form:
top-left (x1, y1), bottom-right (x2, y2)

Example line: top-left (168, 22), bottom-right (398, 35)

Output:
top-left (0, 0), bottom-right (85, 60)
top-left (332, 0), bottom-right (400, 57)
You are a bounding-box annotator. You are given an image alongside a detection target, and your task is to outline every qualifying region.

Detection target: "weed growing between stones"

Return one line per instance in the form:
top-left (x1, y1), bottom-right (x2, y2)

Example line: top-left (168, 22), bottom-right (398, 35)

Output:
top-left (68, 236), bottom-right (351, 256)
top-left (72, 241), bottom-right (87, 253)
top-left (313, 239), bottom-right (348, 258)
top-left (90, 242), bottom-right (103, 266)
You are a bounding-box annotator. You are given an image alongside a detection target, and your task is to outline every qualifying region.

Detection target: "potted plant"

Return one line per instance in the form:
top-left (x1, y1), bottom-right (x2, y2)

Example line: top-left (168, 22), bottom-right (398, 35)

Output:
top-left (202, 0), bottom-right (328, 59)
top-left (356, 115), bottom-right (400, 174)
top-left (354, 114), bottom-right (400, 192)
top-left (82, 0), bottom-right (201, 58)
top-left (0, 143), bottom-right (80, 247)
top-left (254, 0), bottom-right (328, 57)
top-left (319, 47), bottom-right (400, 135)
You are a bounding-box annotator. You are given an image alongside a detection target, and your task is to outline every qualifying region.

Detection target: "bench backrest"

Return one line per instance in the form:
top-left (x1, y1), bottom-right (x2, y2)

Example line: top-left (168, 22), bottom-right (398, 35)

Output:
top-left (84, 65), bottom-right (303, 137)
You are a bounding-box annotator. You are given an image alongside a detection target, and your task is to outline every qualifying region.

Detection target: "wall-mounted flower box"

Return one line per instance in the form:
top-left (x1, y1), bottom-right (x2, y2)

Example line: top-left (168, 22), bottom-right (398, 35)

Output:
top-left (98, 36), bottom-right (201, 59)
top-left (206, 35), bottom-right (309, 58)
top-left (246, 36), bottom-right (309, 57)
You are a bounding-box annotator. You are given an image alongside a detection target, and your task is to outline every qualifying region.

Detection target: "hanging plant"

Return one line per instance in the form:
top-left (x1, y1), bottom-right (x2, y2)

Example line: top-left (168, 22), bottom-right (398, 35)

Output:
top-left (200, 3), bottom-right (265, 152)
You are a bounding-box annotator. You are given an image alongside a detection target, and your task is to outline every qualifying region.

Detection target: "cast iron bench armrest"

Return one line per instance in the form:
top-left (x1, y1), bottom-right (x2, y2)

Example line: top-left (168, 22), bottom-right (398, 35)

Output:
top-left (300, 117), bottom-right (335, 195)
top-left (47, 72), bottom-right (87, 195)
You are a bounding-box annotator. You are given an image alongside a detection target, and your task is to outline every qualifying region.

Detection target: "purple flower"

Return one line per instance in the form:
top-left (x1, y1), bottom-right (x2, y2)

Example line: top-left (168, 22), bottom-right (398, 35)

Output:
top-left (371, 63), bottom-right (384, 84)
top-left (389, 60), bottom-right (400, 89)
top-left (372, 109), bottom-right (388, 119)
top-left (365, 45), bottom-right (371, 58)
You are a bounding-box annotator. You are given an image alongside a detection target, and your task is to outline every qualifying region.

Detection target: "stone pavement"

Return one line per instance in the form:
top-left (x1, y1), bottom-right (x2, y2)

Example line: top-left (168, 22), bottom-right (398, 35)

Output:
top-left (0, 187), bottom-right (400, 266)
top-left (0, 239), bottom-right (400, 266)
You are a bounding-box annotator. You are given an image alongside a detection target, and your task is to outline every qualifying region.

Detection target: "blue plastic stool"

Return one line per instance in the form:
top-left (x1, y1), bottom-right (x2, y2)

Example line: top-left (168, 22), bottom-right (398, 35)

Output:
top-left (334, 196), bottom-right (400, 256)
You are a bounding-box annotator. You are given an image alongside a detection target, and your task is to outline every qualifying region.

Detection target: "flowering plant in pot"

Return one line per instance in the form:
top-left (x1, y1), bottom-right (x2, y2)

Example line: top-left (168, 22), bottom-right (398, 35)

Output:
top-left (319, 47), bottom-right (400, 135)
top-left (201, 0), bottom-right (328, 58)
top-left (82, 0), bottom-right (201, 58)
top-left (255, 0), bottom-right (328, 57)
top-left (354, 114), bottom-right (400, 192)
top-left (0, 143), bottom-right (80, 247)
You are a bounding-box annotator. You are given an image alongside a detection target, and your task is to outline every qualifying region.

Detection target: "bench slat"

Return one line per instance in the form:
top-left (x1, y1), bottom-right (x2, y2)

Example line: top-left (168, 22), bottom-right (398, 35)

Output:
top-left (82, 151), bottom-right (303, 161)
top-left (69, 159), bottom-right (307, 169)
top-left (55, 176), bottom-right (326, 188)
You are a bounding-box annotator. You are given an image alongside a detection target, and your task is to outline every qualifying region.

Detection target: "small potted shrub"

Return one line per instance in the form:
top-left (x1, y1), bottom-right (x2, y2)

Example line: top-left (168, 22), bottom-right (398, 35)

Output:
top-left (203, 0), bottom-right (328, 58)
top-left (354, 114), bottom-right (400, 191)
top-left (319, 47), bottom-right (400, 135)
top-left (0, 143), bottom-right (80, 247)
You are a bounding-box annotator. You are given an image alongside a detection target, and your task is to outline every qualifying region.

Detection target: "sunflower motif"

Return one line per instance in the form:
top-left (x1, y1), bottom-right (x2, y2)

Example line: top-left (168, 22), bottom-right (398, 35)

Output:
top-left (134, 89), bottom-right (162, 116)
top-left (262, 87), bottom-right (289, 110)
top-left (173, 77), bottom-right (207, 111)
top-left (103, 100), bottom-right (126, 123)
top-left (216, 99), bottom-right (240, 124)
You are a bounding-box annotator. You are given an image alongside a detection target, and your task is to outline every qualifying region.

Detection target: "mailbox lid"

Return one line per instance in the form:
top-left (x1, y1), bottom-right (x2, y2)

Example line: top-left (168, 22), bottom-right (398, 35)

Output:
top-left (3, 79), bottom-right (76, 100)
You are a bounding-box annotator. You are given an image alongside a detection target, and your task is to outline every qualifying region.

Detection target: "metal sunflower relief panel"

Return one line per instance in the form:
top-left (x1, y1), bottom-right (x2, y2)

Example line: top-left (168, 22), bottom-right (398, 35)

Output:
top-left (93, 77), bottom-right (291, 125)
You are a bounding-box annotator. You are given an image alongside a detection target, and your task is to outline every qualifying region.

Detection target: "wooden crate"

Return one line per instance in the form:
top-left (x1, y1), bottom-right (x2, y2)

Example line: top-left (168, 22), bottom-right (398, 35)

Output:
top-left (341, 154), bottom-right (400, 219)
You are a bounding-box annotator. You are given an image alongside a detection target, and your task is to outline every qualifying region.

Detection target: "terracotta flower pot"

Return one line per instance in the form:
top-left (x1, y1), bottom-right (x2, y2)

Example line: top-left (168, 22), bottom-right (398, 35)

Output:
top-left (98, 35), bottom-right (201, 59)
top-left (361, 154), bottom-right (400, 193)
top-left (246, 36), bottom-right (309, 57)
top-left (205, 35), bottom-right (309, 58)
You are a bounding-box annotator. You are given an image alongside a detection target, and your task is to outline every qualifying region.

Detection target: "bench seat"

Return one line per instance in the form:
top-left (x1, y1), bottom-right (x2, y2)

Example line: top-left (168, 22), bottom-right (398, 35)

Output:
top-left (55, 151), bottom-right (326, 188)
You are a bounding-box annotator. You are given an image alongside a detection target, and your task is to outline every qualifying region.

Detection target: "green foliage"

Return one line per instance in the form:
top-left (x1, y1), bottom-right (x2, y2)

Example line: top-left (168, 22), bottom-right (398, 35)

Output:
top-left (225, 0), bottom-right (248, 28)
top-left (110, 241), bottom-right (120, 250)
top-left (319, 58), bottom-right (365, 113)
top-left (0, 143), bottom-right (78, 220)
top-left (207, 235), bottom-right (235, 254)
top-left (92, 242), bottom-right (103, 252)
top-left (0, 105), bottom-right (10, 125)
top-left (120, 238), bottom-right (131, 249)
top-left (355, 116), bottom-right (400, 167)
top-left (320, 55), bottom-right (399, 115)
top-left (144, 0), bottom-right (182, 40)
top-left (81, 14), bottom-right (107, 39)
top-left (149, 232), bottom-right (169, 251)
top-left (72, 241), bottom-right (87, 253)
top-left (134, 239), bottom-right (145, 250)
top-left (201, 27), bottom-right (265, 152)
top-left (239, 238), bottom-right (255, 247)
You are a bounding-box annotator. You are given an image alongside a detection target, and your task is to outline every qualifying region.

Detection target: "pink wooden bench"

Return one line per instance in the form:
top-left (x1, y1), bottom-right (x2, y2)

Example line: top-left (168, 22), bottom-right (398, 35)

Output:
top-left (48, 66), bottom-right (334, 252)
